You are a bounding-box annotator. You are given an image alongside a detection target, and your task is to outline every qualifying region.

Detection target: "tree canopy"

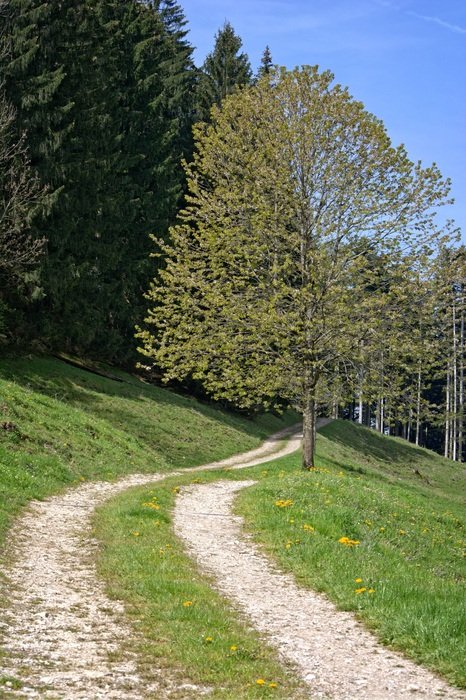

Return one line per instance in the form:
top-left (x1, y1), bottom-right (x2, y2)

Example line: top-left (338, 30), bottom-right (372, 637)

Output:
top-left (138, 66), bottom-right (454, 467)
top-left (195, 21), bottom-right (252, 122)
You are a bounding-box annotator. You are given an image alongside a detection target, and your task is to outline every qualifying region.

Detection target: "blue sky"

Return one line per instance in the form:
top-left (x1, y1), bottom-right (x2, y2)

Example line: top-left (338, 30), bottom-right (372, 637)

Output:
top-left (180, 0), bottom-right (466, 240)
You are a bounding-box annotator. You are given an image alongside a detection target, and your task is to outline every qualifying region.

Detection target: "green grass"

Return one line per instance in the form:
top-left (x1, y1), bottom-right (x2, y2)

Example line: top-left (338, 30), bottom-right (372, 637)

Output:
top-left (94, 474), bottom-right (308, 699)
top-left (0, 355), bottom-right (296, 548)
top-left (237, 421), bottom-right (466, 688)
top-left (2, 356), bottom-right (465, 693)
top-left (94, 421), bottom-right (465, 693)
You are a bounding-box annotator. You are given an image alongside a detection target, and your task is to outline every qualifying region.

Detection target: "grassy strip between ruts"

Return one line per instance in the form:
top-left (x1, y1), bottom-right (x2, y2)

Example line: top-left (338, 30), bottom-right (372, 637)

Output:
top-left (94, 421), bottom-right (465, 696)
top-left (93, 466), bottom-right (309, 700)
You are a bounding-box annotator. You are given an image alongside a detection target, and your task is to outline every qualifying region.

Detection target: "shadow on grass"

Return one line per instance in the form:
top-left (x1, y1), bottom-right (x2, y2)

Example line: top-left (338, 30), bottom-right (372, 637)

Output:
top-left (0, 357), bottom-right (281, 450)
top-left (320, 419), bottom-right (433, 465)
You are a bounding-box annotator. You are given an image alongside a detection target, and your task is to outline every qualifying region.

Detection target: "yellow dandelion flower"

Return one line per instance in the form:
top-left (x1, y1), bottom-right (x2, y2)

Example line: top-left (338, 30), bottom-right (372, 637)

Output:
top-left (230, 645), bottom-right (238, 652)
top-left (368, 588), bottom-right (375, 594)
top-left (131, 531), bottom-right (140, 537)
top-left (256, 679), bottom-right (266, 685)
top-left (142, 500), bottom-right (160, 510)
top-left (355, 587), bottom-right (367, 594)
top-left (205, 636), bottom-right (213, 643)
top-left (354, 577), bottom-right (363, 583)
top-left (269, 682), bottom-right (278, 688)
top-left (274, 499), bottom-right (293, 508)
top-left (338, 536), bottom-right (360, 546)
top-left (183, 600), bottom-right (193, 607)
top-left (303, 524), bottom-right (315, 532)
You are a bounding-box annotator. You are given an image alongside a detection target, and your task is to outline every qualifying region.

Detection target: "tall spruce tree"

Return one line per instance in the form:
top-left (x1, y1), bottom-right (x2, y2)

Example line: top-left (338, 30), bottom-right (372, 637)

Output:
top-left (196, 21), bottom-right (252, 122)
top-left (257, 45), bottom-right (273, 78)
top-left (1, 0), bottom-right (195, 361)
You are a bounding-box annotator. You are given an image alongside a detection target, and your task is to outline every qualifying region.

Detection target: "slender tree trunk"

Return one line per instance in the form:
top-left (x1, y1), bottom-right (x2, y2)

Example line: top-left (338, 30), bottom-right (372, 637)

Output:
top-left (445, 366), bottom-right (450, 459)
top-left (302, 397), bottom-right (316, 469)
top-left (415, 363), bottom-right (421, 446)
top-left (302, 374), bottom-right (317, 469)
top-left (460, 295), bottom-right (464, 461)
top-left (453, 301), bottom-right (458, 461)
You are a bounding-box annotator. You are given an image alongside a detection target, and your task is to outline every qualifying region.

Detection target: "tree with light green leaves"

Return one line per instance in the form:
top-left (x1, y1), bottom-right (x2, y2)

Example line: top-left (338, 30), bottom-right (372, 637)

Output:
top-left (138, 66), bottom-right (453, 468)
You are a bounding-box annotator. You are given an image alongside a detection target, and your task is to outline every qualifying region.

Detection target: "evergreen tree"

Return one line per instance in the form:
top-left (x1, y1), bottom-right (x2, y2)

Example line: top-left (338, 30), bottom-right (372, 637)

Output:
top-left (196, 21), bottom-right (252, 122)
top-left (257, 45), bottom-right (273, 79)
top-left (1, 0), bottom-right (195, 361)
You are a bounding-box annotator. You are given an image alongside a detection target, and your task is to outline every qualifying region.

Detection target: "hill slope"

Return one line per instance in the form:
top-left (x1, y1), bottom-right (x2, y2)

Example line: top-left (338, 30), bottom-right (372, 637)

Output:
top-left (0, 355), bottom-right (295, 546)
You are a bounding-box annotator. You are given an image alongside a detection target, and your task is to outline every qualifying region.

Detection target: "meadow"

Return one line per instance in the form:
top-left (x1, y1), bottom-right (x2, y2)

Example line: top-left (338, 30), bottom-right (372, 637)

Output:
top-left (0, 355), bottom-right (294, 546)
top-left (95, 422), bottom-right (465, 696)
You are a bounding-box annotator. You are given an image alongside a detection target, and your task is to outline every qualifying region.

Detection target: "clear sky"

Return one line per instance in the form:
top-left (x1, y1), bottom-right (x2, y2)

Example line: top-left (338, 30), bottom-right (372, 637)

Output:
top-left (180, 0), bottom-right (466, 240)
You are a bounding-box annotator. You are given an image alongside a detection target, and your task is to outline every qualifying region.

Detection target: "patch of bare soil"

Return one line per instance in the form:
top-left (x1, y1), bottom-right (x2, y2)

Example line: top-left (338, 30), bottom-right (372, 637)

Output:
top-left (0, 425), bottom-right (300, 698)
top-left (173, 479), bottom-right (466, 700)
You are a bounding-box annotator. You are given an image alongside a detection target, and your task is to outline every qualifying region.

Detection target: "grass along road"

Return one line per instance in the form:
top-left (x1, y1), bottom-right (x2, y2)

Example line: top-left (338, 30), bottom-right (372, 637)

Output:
top-left (0, 426), bottom-right (305, 699)
top-left (0, 355), bottom-right (297, 548)
top-left (95, 421), bottom-right (465, 697)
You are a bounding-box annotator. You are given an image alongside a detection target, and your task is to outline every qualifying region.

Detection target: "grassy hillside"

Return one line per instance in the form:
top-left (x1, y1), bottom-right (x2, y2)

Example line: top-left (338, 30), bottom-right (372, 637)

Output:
top-left (94, 420), bottom-right (465, 695)
top-left (0, 355), bottom-right (295, 547)
top-left (237, 421), bottom-right (466, 686)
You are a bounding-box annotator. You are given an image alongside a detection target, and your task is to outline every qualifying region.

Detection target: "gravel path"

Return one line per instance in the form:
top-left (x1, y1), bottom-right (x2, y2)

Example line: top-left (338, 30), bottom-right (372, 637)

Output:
top-left (173, 479), bottom-right (466, 700)
top-left (2, 419), bottom-right (463, 699)
top-left (0, 425), bottom-right (300, 698)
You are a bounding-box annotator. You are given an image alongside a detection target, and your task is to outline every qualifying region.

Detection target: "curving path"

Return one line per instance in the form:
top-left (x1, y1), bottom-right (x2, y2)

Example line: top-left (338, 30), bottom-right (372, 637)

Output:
top-left (173, 479), bottom-right (466, 700)
top-left (1, 419), bottom-right (463, 699)
top-left (0, 425), bottom-right (300, 698)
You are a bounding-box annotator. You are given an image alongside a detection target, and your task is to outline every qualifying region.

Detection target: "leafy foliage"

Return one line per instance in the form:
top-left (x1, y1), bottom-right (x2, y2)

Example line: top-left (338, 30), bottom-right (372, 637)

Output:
top-left (139, 66), bottom-right (453, 466)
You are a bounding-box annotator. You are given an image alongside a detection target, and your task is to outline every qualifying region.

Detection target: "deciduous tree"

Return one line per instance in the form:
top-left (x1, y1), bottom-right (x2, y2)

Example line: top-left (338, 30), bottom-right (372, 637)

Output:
top-left (138, 66), bottom-right (453, 467)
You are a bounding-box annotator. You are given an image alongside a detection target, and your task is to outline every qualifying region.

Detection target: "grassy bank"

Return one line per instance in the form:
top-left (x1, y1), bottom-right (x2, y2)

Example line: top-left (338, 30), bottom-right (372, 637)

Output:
top-left (95, 421), bottom-right (465, 692)
top-left (0, 355), bottom-right (295, 547)
top-left (237, 421), bottom-right (466, 688)
top-left (94, 473), bottom-right (308, 700)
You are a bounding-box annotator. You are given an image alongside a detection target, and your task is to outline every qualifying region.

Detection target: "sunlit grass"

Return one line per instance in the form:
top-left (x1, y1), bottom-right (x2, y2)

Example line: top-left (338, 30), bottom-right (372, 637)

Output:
top-left (95, 421), bottom-right (465, 691)
top-left (94, 473), bottom-right (308, 699)
top-left (0, 355), bottom-right (295, 546)
top-left (237, 423), bottom-right (466, 688)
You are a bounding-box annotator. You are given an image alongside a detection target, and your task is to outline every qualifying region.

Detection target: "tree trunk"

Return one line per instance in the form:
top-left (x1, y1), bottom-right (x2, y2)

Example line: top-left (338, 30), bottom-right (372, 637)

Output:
top-left (445, 366), bottom-right (450, 459)
top-left (358, 394), bottom-right (363, 424)
top-left (302, 390), bottom-right (316, 469)
top-left (415, 363), bottom-right (421, 446)
top-left (453, 301), bottom-right (458, 461)
top-left (460, 295), bottom-right (464, 462)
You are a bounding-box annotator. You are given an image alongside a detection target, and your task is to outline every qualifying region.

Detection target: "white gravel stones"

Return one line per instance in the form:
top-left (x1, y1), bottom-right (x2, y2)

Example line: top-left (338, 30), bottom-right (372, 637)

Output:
top-left (173, 479), bottom-right (466, 700)
top-left (0, 425), bottom-right (300, 698)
